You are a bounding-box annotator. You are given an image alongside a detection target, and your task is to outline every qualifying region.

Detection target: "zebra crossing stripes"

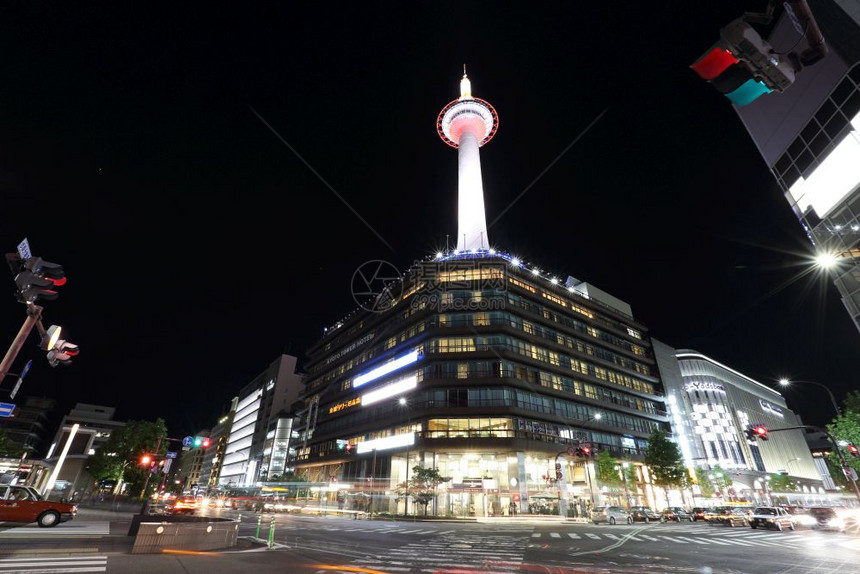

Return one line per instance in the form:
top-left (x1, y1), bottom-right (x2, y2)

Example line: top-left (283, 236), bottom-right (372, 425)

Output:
top-left (567, 533), bottom-right (581, 539)
top-left (0, 555), bottom-right (107, 573)
top-left (339, 533), bottom-right (528, 574)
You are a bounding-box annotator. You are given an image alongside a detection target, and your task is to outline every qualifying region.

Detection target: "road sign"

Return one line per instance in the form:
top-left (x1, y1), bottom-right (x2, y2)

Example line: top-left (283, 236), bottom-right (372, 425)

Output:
top-left (567, 445), bottom-right (576, 456)
top-left (182, 436), bottom-right (193, 447)
top-left (9, 360), bottom-right (32, 400)
top-left (0, 403), bottom-right (15, 418)
top-left (165, 451), bottom-right (177, 459)
top-left (16, 238), bottom-right (31, 261)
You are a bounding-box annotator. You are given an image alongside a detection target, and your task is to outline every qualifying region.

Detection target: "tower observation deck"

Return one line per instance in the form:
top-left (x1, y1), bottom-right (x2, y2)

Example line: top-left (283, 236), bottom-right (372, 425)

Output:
top-left (437, 69), bottom-right (498, 252)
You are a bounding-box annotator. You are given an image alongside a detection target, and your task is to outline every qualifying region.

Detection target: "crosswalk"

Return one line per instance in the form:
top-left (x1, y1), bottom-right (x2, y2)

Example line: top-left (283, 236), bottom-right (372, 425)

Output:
top-left (0, 554), bottom-right (107, 572)
top-left (0, 522), bottom-right (111, 537)
top-left (528, 529), bottom-right (819, 548)
top-left (314, 533), bottom-right (528, 573)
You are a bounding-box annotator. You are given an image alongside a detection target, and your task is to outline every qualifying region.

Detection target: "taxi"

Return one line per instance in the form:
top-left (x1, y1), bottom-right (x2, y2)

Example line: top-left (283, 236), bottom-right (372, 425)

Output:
top-left (0, 485), bottom-right (77, 527)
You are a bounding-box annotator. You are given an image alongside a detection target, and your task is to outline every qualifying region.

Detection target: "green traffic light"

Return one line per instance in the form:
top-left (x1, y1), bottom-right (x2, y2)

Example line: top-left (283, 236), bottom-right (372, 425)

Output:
top-left (193, 437), bottom-right (202, 447)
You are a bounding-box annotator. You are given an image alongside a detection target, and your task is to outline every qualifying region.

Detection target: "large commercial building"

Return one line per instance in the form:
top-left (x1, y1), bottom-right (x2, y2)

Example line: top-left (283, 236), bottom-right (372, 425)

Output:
top-left (653, 341), bottom-right (828, 504)
top-left (39, 403), bottom-right (125, 501)
top-left (291, 73), bottom-right (670, 517)
top-left (727, 0), bottom-right (860, 333)
top-left (218, 355), bottom-right (303, 487)
top-left (199, 397), bottom-right (238, 491)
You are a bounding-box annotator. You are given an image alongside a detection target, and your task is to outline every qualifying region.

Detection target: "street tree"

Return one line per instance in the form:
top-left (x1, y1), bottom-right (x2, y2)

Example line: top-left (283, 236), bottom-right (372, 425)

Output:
top-left (644, 428), bottom-right (687, 507)
top-left (827, 410), bottom-right (860, 477)
top-left (768, 473), bottom-right (797, 493)
top-left (396, 465), bottom-right (444, 516)
top-left (595, 449), bottom-right (623, 488)
top-left (0, 429), bottom-right (20, 457)
top-left (843, 390), bottom-right (860, 415)
top-left (87, 418), bottom-right (167, 498)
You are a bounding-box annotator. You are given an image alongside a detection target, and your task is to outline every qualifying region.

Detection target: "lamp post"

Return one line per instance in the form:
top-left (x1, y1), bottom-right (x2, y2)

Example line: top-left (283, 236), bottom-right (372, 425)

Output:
top-left (559, 412), bottom-right (602, 518)
top-left (778, 378), bottom-right (842, 417)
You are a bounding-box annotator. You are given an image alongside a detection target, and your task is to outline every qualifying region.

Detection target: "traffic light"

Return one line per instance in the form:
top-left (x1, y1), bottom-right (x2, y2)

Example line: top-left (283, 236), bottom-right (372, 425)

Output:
top-left (201, 437), bottom-right (210, 448)
top-left (555, 462), bottom-right (563, 480)
top-left (745, 424), bottom-right (769, 441)
top-left (690, 18), bottom-right (796, 107)
top-left (140, 454), bottom-right (152, 465)
top-left (46, 339), bottom-right (79, 367)
top-left (345, 443), bottom-right (354, 455)
top-left (580, 444), bottom-right (592, 457)
top-left (847, 445), bottom-right (860, 458)
top-left (12, 256), bottom-right (66, 304)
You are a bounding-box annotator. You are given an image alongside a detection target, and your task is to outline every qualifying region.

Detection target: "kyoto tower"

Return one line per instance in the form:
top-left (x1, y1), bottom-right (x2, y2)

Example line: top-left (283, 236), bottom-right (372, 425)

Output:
top-left (437, 68), bottom-right (499, 252)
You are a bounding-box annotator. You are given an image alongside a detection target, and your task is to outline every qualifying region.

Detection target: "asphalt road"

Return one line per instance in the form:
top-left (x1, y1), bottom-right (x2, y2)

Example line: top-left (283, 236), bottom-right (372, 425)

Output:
top-left (1, 508), bottom-right (858, 573)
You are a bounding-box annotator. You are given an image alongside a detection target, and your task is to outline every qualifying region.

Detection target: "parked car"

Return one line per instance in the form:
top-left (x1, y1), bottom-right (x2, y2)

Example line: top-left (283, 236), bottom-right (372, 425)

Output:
top-left (748, 506), bottom-right (795, 531)
top-left (629, 506), bottom-right (662, 523)
top-left (690, 507), bottom-right (707, 521)
top-left (592, 505), bottom-right (633, 525)
top-left (662, 507), bottom-right (694, 522)
top-left (0, 485), bottom-right (77, 527)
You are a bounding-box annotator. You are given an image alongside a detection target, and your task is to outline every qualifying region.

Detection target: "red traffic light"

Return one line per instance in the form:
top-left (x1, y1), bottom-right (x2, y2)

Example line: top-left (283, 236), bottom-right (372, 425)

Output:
top-left (201, 438), bottom-right (211, 448)
top-left (580, 446), bottom-right (591, 456)
top-left (690, 46), bottom-right (738, 80)
top-left (847, 445), bottom-right (860, 458)
top-left (140, 454), bottom-right (152, 465)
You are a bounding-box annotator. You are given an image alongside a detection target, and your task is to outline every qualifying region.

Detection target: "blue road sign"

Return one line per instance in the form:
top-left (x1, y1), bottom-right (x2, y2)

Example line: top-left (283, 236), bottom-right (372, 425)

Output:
top-left (182, 436), bottom-right (193, 447)
top-left (16, 238), bottom-right (31, 261)
top-left (19, 360), bottom-right (32, 380)
top-left (0, 403), bottom-right (15, 418)
top-left (165, 451), bottom-right (177, 459)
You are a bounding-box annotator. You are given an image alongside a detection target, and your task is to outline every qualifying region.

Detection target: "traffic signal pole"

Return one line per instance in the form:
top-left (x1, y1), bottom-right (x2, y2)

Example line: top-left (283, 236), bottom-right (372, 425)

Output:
top-left (0, 304), bottom-right (42, 386)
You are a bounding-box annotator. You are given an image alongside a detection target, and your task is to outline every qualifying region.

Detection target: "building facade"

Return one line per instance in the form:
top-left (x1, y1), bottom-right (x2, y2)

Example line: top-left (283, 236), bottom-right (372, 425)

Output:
top-left (0, 396), bottom-right (56, 458)
top-left (218, 355), bottom-right (304, 488)
top-left (199, 397), bottom-right (237, 491)
top-left (653, 340), bottom-right (827, 504)
top-left (39, 403), bottom-right (125, 501)
top-left (731, 0), bottom-right (860, 333)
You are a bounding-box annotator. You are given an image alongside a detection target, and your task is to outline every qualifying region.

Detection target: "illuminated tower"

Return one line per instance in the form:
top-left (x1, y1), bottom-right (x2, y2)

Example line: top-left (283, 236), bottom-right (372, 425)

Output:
top-left (437, 68), bottom-right (499, 252)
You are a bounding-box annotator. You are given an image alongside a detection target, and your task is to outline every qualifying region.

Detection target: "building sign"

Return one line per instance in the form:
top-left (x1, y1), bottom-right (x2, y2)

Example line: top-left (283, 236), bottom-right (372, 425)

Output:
top-left (452, 478), bottom-right (484, 490)
top-left (325, 333), bottom-right (376, 365)
top-left (329, 397), bottom-right (361, 414)
top-left (683, 381), bottom-right (725, 393)
top-left (759, 399), bottom-right (784, 417)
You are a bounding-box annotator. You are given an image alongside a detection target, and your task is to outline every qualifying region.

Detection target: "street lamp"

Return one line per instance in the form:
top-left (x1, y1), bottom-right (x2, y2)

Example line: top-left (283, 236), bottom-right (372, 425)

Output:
top-left (778, 378), bottom-right (842, 416)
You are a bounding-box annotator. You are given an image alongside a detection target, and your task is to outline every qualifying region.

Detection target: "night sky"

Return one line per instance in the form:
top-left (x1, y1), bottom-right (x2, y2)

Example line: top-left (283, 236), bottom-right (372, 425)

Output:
top-left (2, 2), bottom-right (857, 439)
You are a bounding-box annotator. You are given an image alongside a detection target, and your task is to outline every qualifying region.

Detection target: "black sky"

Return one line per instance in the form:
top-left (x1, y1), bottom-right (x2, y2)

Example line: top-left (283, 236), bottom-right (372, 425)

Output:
top-left (2, 2), bottom-right (858, 437)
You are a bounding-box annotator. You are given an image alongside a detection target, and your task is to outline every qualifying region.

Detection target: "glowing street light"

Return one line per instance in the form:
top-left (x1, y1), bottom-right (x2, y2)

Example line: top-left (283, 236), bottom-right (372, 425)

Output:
top-left (778, 378), bottom-right (842, 416)
top-left (814, 252), bottom-right (839, 269)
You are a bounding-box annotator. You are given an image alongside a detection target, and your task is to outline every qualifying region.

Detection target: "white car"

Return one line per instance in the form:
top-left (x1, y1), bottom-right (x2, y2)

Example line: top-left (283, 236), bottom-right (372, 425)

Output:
top-left (592, 505), bottom-right (633, 525)
top-left (748, 506), bottom-right (795, 530)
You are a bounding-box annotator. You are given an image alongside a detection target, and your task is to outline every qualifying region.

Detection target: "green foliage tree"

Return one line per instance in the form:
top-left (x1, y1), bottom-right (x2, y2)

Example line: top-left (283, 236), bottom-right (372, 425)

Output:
top-left (0, 429), bottom-right (20, 457)
top-left (843, 390), bottom-right (860, 415)
top-left (827, 410), bottom-right (860, 477)
top-left (644, 428), bottom-right (687, 506)
top-left (87, 418), bottom-right (167, 498)
top-left (595, 449), bottom-right (622, 488)
top-left (395, 466), bottom-right (444, 516)
top-left (768, 473), bottom-right (797, 493)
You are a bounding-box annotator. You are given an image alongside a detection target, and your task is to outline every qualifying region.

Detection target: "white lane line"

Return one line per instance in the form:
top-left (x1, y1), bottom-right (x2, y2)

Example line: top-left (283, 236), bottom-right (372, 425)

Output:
top-left (585, 533), bottom-right (601, 539)
top-left (677, 536), bottom-right (709, 544)
top-left (549, 532), bottom-right (561, 538)
top-left (660, 536), bottom-right (687, 543)
top-left (567, 533), bottom-right (581, 539)
top-left (640, 535), bottom-right (659, 541)
top-left (603, 534), bottom-right (620, 540)
top-left (531, 533), bottom-right (541, 538)
top-left (706, 538), bottom-right (733, 545)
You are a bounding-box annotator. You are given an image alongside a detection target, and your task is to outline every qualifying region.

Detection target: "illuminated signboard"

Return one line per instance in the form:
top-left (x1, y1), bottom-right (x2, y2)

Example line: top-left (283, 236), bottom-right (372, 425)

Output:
top-left (356, 432), bottom-right (415, 454)
top-left (329, 397), bottom-right (361, 414)
top-left (353, 350), bottom-right (420, 388)
top-left (361, 375), bottom-right (417, 406)
top-left (759, 399), bottom-right (784, 417)
top-left (683, 381), bottom-right (725, 393)
top-left (326, 332), bottom-right (376, 365)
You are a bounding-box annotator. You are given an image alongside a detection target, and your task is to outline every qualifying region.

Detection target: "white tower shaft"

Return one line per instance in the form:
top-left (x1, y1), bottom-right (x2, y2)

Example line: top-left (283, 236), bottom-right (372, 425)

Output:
top-left (457, 130), bottom-right (489, 251)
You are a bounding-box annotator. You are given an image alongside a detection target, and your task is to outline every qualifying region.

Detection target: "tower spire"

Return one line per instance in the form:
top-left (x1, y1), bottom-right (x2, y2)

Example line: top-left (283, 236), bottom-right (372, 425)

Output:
top-left (437, 69), bottom-right (499, 253)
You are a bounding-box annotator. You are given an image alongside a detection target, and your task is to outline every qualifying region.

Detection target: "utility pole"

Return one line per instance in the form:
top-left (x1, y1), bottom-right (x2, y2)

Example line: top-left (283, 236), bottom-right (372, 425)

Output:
top-left (0, 304), bottom-right (43, 387)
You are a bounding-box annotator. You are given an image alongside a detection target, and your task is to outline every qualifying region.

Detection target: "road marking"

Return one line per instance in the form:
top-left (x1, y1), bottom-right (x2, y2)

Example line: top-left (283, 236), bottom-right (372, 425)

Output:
top-left (567, 533), bottom-right (581, 539)
top-left (585, 533), bottom-right (601, 539)
top-left (531, 533), bottom-right (541, 538)
top-left (676, 537), bottom-right (709, 544)
top-left (639, 535), bottom-right (659, 541)
top-left (705, 538), bottom-right (732, 545)
top-left (549, 532), bottom-right (561, 538)
top-left (660, 536), bottom-right (687, 543)
top-left (0, 555), bottom-right (108, 573)
top-left (603, 534), bottom-right (620, 540)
